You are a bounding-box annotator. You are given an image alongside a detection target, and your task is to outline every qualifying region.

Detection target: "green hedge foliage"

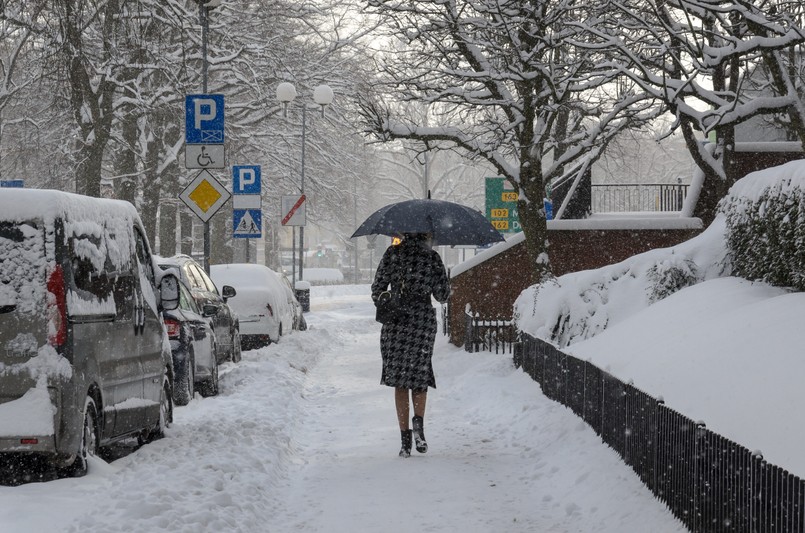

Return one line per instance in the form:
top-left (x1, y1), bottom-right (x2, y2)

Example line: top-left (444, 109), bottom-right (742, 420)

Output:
top-left (721, 181), bottom-right (805, 291)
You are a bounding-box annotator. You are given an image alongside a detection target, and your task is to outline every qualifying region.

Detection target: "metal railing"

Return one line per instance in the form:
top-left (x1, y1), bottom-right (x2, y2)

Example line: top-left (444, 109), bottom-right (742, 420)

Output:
top-left (516, 333), bottom-right (805, 532)
top-left (592, 183), bottom-right (689, 213)
top-left (441, 303), bottom-right (450, 337)
top-left (464, 312), bottom-right (517, 354)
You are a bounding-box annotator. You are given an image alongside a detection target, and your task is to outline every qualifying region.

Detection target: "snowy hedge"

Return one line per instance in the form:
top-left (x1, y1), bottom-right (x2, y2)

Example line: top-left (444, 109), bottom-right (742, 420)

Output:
top-left (719, 160), bottom-right (805, 291)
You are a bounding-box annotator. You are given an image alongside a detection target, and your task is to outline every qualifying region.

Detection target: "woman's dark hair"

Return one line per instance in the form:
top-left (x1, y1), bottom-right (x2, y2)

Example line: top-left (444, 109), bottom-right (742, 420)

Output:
top-left (403, 232), bottom-right (430, 241)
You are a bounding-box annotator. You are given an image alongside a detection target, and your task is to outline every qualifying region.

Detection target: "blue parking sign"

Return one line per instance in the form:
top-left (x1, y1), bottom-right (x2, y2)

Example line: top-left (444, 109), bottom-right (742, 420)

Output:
top-left (232, 165), bottom-right (261, 195)
top-left (185, 94), bottom-right (225, 144)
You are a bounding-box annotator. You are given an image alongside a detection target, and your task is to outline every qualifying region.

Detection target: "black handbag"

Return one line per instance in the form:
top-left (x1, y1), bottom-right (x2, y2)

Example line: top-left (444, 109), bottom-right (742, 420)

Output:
top-left (375, 284), bottom-right (405, 325)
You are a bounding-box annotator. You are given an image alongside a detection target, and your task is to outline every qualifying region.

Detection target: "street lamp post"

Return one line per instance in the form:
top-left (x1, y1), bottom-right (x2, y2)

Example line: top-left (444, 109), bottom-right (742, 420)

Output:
top-left (276, 82), bottom-right (334, 284)
top-left (195, 0), bottom-right (221, 273)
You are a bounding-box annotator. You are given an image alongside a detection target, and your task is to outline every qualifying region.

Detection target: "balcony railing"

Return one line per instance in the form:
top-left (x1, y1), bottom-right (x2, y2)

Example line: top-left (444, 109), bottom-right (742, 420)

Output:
top-left (592, 183), bottom-right (689, 213)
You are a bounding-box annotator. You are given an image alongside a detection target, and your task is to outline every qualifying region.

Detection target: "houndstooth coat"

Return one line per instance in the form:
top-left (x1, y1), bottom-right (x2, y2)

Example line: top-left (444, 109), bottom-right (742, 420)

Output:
top-left (372, 236), bottom-right (450, 391)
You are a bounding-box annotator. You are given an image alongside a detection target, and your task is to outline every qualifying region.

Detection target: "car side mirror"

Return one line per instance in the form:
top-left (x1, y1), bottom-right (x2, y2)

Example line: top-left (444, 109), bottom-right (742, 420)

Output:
top-left (202, 304), bottom-right (219, 317)
top-left (221, 285), bottom-right (236, 300)
top-left (160, 274), bottom-right (180, 311)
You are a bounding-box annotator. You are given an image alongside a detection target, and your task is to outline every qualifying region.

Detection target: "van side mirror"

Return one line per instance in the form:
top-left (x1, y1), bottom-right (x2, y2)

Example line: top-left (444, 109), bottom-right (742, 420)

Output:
top-left (221, 285), bottom-right (236, 300)
top-left (160, 274), bottom-right (180, 311)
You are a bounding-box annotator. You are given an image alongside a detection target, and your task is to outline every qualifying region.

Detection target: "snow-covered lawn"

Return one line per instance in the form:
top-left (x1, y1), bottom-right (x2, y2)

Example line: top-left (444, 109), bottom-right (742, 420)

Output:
top-left (0, 284), bottom-right (684, 532)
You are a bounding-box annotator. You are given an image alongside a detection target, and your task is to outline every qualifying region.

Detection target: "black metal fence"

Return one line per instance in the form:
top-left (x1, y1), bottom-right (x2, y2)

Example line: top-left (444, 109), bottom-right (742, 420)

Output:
top-left (464, 312), bottom-right (516, 354)
top-left (592, 183), bottom-right (689, 213)
top-left (516, 333), bottom-right (805, 533)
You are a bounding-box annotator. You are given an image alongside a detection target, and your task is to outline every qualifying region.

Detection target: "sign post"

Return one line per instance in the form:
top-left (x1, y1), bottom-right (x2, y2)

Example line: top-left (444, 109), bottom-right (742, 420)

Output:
top-left (232, 165), bottom-right (262, 263)
top-left (281, 194), bottom-right (307, 284)
top-left (485, 177), bottom-right (521, 234)
top-left (184, 94), bottom-right (225, 272)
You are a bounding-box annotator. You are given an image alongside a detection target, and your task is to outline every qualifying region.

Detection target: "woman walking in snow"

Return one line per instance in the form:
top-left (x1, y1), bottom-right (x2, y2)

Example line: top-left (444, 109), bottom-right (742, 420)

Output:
top-left (372, 233), bottom-right (450, 458)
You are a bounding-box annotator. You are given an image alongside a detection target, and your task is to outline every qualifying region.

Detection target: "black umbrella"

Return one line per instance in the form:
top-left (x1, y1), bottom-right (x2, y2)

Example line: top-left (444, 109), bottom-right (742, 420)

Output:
top-left (351, 198), bottom-right (505, 246)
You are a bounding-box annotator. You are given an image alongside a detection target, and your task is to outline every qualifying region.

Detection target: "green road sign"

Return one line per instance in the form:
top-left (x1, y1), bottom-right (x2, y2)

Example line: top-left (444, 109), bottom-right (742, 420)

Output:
top-left (485, 177), bottom-right (521, 233)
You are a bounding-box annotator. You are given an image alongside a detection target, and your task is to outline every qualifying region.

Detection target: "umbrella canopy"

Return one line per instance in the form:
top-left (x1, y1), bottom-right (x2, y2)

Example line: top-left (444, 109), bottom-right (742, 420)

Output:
top-left (351, 198), bottom-right (505, 246)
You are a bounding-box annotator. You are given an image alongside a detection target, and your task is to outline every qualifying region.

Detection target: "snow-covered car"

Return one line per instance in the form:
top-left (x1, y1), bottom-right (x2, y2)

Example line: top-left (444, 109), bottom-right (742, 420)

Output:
top-left (0, 189), bottom-right (179, 478)
top-left (279, 274), bottom-right (307, 331)
top-left (210, 264), bottom-right (297, 349)
top-left (157, 255), bottom-right (242, 364)
top-left (161, 278), bottom-right (219, 405)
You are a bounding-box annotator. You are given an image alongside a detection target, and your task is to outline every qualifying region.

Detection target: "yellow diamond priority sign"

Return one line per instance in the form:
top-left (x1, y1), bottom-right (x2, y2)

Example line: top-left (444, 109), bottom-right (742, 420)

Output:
top-left (179, 169), bottom-right (231, 222)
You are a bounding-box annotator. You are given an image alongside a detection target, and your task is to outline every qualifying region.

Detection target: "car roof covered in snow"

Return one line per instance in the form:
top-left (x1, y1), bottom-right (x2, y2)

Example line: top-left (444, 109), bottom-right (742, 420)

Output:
top-left (0, 188), bottom-right (140, 225)
top-left (210, 263), bottom-right (284, 290)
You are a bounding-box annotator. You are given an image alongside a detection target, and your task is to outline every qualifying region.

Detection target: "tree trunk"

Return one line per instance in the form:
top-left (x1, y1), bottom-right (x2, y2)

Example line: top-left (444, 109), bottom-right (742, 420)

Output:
top-left (180, 210), bottom-right (194, 256)
top-left (210, 211), bottom-right (232, 265)
top-left (74, 142), bottom-right (104, 198)
top-left (158, 149), bottom-right (182, 256)
top-left (115, 104), bottom-right (139, 203)
top-left (517, 161), bottom-right (549, 286)
top-left (140, 136), bottom-right (161, 246)
top-left (158, 201), bottom-right (177, 257)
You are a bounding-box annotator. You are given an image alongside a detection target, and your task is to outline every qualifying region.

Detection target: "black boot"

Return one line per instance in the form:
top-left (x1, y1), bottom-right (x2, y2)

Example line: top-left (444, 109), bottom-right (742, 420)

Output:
top-left (412, 416), bottom-right (428, 453)
top-left (399, 429), bottom-right (412, 458)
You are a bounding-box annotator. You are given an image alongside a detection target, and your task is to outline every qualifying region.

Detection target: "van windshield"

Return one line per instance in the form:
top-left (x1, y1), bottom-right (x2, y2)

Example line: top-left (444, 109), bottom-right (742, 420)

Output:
top-left (0, 220), bottom-right (47, 315)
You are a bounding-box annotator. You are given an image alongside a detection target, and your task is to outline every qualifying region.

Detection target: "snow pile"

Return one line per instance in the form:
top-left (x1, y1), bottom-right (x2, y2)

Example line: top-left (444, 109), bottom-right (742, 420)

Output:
top-left (565, 277), bottom-right (805, 476)
top-left (514, 218), bottom-right (727, 346)
top-left (302, 268), bottom-right (344, 285)
top-left (0, 376), bottom-right (57, 438)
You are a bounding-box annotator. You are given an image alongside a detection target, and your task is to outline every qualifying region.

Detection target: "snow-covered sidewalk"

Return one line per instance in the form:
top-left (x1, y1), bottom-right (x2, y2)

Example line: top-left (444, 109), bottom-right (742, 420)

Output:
top-left (0, 285), bottom-right (684, 532)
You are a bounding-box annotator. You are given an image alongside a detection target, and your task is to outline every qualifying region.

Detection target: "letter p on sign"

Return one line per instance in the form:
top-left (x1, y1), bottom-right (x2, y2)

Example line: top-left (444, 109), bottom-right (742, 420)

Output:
top-left (238, 168), bottom-right (255, 191)
top-left (194, 99), bottom-right (217, 130)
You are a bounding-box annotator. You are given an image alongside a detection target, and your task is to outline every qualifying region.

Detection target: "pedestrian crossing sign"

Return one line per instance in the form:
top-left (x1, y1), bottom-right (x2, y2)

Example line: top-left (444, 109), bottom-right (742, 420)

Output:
top-left (233, 208), bottom-right (261, 238)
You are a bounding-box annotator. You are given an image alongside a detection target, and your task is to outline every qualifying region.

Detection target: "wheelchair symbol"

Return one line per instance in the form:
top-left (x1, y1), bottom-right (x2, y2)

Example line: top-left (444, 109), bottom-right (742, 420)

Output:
top-left (197, 146), bottom-right (215, 167)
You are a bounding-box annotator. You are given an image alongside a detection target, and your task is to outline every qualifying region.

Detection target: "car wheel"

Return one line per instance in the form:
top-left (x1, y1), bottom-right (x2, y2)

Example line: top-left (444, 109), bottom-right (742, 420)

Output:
top-left (199, 351), bottom-right (219, 397)
top-left (173, 351), bottom-right (194, 407)
top-left (139, 375), bottom-right (173, 445)
top-left (59, 396), bottom-right (99, 478)
top-left (231, 331), bottom-right (242, 363)
top-left (298, 314), bottom-right (307, 331)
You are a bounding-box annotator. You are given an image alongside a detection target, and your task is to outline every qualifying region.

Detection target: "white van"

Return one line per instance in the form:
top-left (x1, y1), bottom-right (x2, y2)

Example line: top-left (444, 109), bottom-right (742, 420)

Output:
top-left (0, 189), bottom-right (180, 477)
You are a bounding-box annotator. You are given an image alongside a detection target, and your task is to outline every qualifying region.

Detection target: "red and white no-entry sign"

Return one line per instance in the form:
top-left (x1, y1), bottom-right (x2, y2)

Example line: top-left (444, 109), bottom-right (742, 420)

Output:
top-left (281, 194), bottom-right (306, 226)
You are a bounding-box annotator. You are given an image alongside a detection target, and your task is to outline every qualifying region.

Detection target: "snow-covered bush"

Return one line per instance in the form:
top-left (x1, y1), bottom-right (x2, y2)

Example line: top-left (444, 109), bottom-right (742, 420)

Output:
top-left (646, 258), bottom-right (699, 304)
top-left (719, 161), bottom-right (805, 291)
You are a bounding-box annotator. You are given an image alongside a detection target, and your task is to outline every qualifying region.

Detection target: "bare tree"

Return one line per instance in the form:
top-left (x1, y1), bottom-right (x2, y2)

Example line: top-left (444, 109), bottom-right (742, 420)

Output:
top-left (361, 0), bottom-right (661, 281)
top-left (586, 0), bottom-right (805, 223)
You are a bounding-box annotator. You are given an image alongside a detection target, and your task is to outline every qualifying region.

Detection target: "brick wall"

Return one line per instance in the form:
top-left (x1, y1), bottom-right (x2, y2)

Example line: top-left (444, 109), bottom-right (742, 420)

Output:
top-left (448, 225), bottom-right (702, 347)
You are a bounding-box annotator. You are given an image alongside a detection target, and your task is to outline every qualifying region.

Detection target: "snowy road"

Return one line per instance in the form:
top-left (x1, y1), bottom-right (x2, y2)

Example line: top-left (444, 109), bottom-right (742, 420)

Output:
top-left (0, 285), bottom-right (685, 532)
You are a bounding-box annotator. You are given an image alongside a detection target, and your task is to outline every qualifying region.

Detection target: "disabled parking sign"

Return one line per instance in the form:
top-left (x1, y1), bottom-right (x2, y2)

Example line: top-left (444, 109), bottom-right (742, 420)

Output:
top-left (185, 94), bottom-right (225, 144)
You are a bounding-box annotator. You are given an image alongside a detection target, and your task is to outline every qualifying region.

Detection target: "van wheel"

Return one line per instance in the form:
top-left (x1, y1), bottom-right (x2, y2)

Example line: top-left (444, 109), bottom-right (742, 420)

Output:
top-left (199, 353), bottom-right (219, 397)
top-left (231, 332), bottom-right (242, 363)
top-left (140, 379), bottom-right (172, 445)
top-left (173, 351), bottom-right (194, 407)
top-left (59, 397), bottom-right (99, 478)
